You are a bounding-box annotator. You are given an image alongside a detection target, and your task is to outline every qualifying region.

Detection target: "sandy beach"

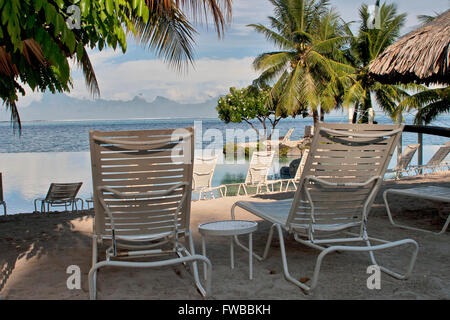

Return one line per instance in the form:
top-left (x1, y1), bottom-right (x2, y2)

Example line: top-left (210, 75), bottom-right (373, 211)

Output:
top-left (0, 174), bottom-right (449, 300)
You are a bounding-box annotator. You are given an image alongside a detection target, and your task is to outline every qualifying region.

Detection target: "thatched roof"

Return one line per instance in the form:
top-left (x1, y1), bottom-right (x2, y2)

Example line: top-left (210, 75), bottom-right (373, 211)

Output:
top-left (369, 9), bottom-right (450, 85)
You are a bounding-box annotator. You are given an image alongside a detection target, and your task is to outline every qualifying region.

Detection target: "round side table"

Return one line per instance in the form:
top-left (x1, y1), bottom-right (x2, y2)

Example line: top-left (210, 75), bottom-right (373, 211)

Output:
top-left (198, 220), bottom-right (258, 280)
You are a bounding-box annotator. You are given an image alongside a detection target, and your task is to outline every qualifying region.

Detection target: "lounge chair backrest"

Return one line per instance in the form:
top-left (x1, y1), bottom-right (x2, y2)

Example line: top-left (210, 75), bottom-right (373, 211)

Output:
top-left (281, 128), bottom-right (294, 143)
top-left (45, 182), bottom-right (83, 202)
top-left (287, 123), bottom-right (403, 233)
top-left (395, 144), bottom-right (420, 170)
top-left (245, 151), bottom-right (275, 185)
top-left (426, 142), bottom-right (450, 166)
top-left (193, 156), bottom-right (218, 190)
top-left (89, 127), bottom-right (194, 238)
top-left (294, 149), bottom-right (310, 180)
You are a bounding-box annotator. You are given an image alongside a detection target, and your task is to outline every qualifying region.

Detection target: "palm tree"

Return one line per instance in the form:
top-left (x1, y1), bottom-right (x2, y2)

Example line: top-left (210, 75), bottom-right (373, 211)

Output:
top-left (397, 86), bottom-right (450, 125)
top-left (343, 0), bottom-right (413, 123)
top-left (249, 0), bottom-right (353, 125)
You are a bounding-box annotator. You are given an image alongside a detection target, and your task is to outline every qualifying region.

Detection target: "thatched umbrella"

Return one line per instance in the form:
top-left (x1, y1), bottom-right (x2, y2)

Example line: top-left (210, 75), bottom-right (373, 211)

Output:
top-left (369, 9), bottom-right (449, 85)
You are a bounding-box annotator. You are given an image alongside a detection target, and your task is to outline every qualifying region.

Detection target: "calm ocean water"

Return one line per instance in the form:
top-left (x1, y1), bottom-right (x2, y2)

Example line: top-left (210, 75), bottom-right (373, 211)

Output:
top-left (0, 115), bottom-right (448, 214)
top-left (0, 115), bottom-right (449, 153)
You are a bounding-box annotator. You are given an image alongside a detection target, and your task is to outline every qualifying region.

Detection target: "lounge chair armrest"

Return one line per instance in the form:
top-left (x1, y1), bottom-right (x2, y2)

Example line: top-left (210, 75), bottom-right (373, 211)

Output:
top-left (303, 176), bottom-right (383, 222)
top-left (97, 182), bottom-right (188, 199)
top-left (193, 170), bottom-right (214, 177)
top-left (250, 167), bottom-right (269, 171)
top-left (304, 175), bottom-right (382, 187)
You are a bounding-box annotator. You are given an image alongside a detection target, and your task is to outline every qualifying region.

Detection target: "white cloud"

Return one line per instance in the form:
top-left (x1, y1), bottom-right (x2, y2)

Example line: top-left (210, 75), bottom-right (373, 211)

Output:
top-left (68, 54), bottom-right (259, 103)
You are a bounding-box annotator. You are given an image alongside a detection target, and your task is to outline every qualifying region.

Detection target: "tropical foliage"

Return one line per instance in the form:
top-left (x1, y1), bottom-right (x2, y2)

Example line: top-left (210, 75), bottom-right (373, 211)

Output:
top-left (0, 0), bottom-right (232, 132)
top-left (248, 0), bottom-right (353, 124)
top-left (250, 0), bottom-right (448, 125)
top-left (216, 86), bottom-right (291, 141)
top-left (340, 1), bottom-right (422, 123)
top-left (397, 86), bottom-right (450, 125)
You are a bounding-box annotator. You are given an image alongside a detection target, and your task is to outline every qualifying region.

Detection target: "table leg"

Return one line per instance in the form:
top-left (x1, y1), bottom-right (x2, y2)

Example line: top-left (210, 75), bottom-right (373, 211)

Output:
top-left (249, 233), bottom-right (253, 280)
top-left (202, 236), bottom-right (207, 280)
top-left (230, 236), bottom-right (234, 270)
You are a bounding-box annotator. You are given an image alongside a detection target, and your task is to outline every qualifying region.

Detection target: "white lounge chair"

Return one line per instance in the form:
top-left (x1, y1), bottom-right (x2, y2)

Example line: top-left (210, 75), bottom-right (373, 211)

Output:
top-left (193, 155), bottom-right (227, 200)
top-left (34, 182), bottom-right (83, 213)
top-left (88, 127), bottom-right (211, 300)
top-left (0, 173), bottom-right (6, 216)
top-left (413, 142), bottom-right (450, 175)
top-left (282, 149), bottom-right (310, 192)
top-left (387, 144), bottom-right (420, 179)
top-left (280, 128), bottom-right (295, 144)
top-left (236, 151), bottom-right (277, 195)
top-left (231, 123), bottom-right (419, 293)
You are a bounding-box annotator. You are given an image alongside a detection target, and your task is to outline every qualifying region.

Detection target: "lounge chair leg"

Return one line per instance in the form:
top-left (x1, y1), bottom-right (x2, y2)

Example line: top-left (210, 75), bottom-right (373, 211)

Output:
top-left (201, 236), bottom-right (207, 280)
top-left (230, 204), bottom-right (273, 261)
top-left (273, 224), bottom-right (315, 292)
top-left (88, 252), bottom-right (212, 299)
top-left (89, 236), bottom-right (99, 300)
top-left (383, 190), bottom-right (449, 234)
top-left (365, 238), bottom-right (419, 280)
top-left (187, 230), bottom-right (212, 297)
top-left (285, 180), bottom-right (290, 192)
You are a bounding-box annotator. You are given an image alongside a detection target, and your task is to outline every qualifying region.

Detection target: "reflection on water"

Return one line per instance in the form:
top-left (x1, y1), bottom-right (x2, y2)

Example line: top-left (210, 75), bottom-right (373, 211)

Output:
top-left (0, 146), bottom-right (447, 214)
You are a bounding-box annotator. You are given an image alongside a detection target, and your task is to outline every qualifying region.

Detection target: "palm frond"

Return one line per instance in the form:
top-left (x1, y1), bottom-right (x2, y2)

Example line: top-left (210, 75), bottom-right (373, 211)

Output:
top-left (415, 99), bottom-right (449, 125)
top-left (73, 47), bottom-right (100, 98)
top-left (145, 0), bottom-right (232, 37)
top-left (248, 24), bottom-right (294, 50)
top-left (133, 7), bottom-right (197, 71)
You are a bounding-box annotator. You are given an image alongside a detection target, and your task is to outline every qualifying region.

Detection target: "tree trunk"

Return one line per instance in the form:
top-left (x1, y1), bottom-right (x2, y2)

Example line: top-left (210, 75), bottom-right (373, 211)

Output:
top-left (319, 107), bottom-right (325, 122)
top-left (360, 91), bottom-right (372, 124)
top-left (352, 106), bottom-right (358, 124)
top-left (312, 109), bottom-right (319, 126)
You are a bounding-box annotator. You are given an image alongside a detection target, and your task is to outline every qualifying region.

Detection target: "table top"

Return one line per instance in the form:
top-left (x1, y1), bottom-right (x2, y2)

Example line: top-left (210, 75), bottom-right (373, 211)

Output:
top-left (199, 220), bottom-right (258, 236)
top-left (385, 186), bottom-right (450, 203)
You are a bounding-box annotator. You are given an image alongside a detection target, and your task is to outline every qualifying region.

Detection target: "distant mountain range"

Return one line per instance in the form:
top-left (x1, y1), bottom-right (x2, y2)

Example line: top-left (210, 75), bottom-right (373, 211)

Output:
top-left (0, 94), bottom-right (221, 121)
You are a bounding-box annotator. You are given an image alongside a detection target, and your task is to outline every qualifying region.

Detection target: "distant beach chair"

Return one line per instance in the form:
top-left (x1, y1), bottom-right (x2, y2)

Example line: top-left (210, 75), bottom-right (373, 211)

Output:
top-left (280, 128), bottom-right (294, 144)
top-left (237, 151), bottom-right (276, 195)
top-left (414, 141), bottom-right (450, 174)
top-left (282, 148), bottom-right (310, 192)
top-left (231, 123), bottom-right (418, 292)
top-left (193, 155), bottom-right (227, 200)
top-left (88, 127), bottom-right (211, 300)
top-left (0, 173), bottom-right (6, 215)
top-left (386, 144), bottom-right (420, 178)
top-left (34, 182), bottom-right (83, 213)
top-left (264, 128), bottom-right (295, 149)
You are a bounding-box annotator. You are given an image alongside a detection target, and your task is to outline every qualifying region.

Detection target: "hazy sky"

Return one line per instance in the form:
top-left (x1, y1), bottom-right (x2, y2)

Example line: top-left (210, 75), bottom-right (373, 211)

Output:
top-left (17, 0), bottom-right (450, 109)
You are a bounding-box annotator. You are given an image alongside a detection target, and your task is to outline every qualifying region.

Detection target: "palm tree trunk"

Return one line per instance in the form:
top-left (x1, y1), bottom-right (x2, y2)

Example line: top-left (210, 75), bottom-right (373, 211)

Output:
top-left (360, 91), bottom-right (372, 124)
top-left (313, 109), bottom-right (320, 126)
